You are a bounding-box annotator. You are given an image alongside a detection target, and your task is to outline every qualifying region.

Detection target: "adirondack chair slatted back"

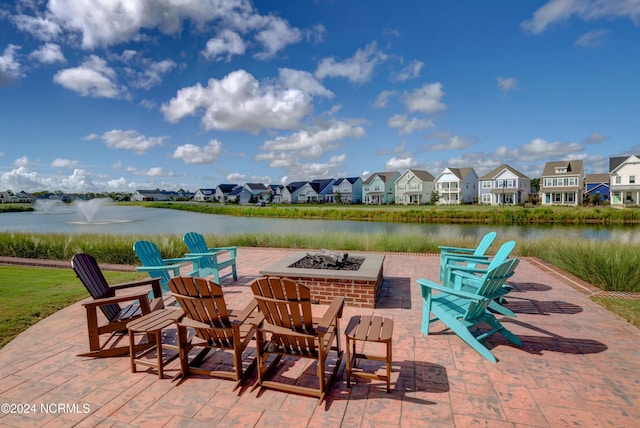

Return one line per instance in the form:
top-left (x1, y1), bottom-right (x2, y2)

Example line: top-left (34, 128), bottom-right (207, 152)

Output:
top-left (133, 240), bottom-right (172, 286)
top-left (251, 277), bottom-right (316, 355)
top-left (168, 276), bottom-right (233, 346)
top-left (439, 231), bottom-right (497, 280)
top-left (474, 231), bottom-right (497, 256)
top-left (486, 240), bottom-right (516, 270)
top-left (183, 232), bottom-right (214, 269)
top-left (463, 258), bottom-right (520, 320)
top-left (71, 253), bottom-right (121, 322)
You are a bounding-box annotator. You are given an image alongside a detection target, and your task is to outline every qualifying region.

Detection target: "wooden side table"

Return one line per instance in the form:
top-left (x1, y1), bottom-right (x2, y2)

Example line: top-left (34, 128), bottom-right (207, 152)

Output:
top-left (127, 308), bottom-right (183, 379)
top-left (345, 315), bottom-right (394, 393)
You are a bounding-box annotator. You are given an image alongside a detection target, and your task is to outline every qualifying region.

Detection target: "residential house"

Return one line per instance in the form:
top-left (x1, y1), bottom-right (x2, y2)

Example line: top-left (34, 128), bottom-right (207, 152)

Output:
top-left (243, 183), bottom-right (269, 202)
top-left (214, 184), bottom-right (238, 203)
top-left (228, 186), bottom-right (252, 204)
top-left (610, 155), bottom-right (640, 206)
top-left (281, 182), bottom-right (307, 203)
top-left (0, 192), bottom-right (10, 203)
top-left (330, 177), bottom-right (363, 204)
top-left (132, 190), bottom-right (178, 202)
top-left (539, 160), bottom-right (584, 205)
top-left (362, 171), bottom-right (400, 204)
top-left (267, 184), bottom-right (284, 203)
top-left (394, 169), bottom-right (435, 205)
top-left (478, 164), bottom-right (531, 206)
top-left (309, 178), bottom-right (335, 203)
top-left (289, 179), bottom-right (335, 203)
top-left (434, 167), bottom-right (478, 205)
top-left (193, 188), bottom-right (216, 202)
top-left (584, 173), bottom-right (610, 204)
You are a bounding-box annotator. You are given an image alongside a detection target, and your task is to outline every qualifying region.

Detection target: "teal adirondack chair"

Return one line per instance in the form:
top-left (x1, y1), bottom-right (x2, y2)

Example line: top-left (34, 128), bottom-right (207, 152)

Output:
top-left (183, 232), bottom-right (238, 283)
top-left (133, 240), bottom-right (201, 293)
top-left (441, 240), bottom-right (517, 317)
top-left (438, 231), bottom-right (497, 282)
top-left (417, 257), bottom-right (522, 362)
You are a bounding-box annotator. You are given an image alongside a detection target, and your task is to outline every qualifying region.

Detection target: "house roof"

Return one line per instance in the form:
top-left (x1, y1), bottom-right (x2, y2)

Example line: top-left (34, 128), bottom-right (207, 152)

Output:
top-left (245, 182), bottom-right (268, 191)
top-left (310, 178), bottom-right (334, 193)
top-left (478, 164), bottom-right (529, 180)
top-left (197, 188), bottom-right (215, 195)
top-left (609, 155), bottom-right (640, 173)
top-left (585, 173), bottom-right (610, 184)
top-left (401, 169), bottom-right (435, 182)
top-left (541, 160), bottom-right (584, 177)
top-left (363, 171), bottom-right (399, 185)
top-left (440, 167), bottom-right (476, 180)
top-left (216, 184), bottom-right (237, 193)
top-left (285, 181), bottom-right (307, 192)
top-left (334, 177), bottom-right (360, 186)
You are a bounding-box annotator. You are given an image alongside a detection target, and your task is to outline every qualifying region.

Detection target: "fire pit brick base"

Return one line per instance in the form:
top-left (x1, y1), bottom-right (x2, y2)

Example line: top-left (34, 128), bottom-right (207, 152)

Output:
top-left (259, 252), bottom-right (385, 308)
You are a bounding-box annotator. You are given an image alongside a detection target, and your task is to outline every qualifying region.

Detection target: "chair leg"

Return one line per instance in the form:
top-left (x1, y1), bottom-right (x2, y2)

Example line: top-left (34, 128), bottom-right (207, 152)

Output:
top-left (485, 316), bottom-right (522, 346)
top-left (488, 300), bottom-right (515, 317)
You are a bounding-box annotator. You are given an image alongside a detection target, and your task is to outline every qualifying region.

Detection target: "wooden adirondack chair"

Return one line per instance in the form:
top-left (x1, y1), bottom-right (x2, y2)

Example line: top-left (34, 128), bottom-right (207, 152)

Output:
top-left (417, 257), bottom-right (522, 362)
top-left (183, 232), bottom-right (238, 283)
top-left (71, 253), bottom-right (165, 357)
top-left (250, 277), bottom-right (344, 404)
top-left (133, 240), bottom-right (201, 293)
top-left (438, 231), bottom-right (497, 281)
top-left (441, 240), bottom-right (517, 317)
top-left (168, 276), bottom-right (260, 388)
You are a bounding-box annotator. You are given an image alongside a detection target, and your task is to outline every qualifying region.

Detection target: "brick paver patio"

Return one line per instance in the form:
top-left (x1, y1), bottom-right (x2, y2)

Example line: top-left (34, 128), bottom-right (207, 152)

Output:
top-left (0, 248), bottom-right (639, 427)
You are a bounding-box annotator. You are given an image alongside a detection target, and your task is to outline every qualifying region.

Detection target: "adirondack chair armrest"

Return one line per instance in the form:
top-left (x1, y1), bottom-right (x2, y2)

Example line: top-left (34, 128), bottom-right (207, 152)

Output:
top-left (207, 246), bottom-right (238, 257)
top-left (164, 256), bottom-right (201, 264)
top-left (185, 252), bottom-right (221, 264)
top-left (416, 278), bottom-right (483, 301)
top-left (316, 296), bottom-right (345, 334)
top-left (135, 264), bottom-right (181, 274)
top-left (260, 322), bottom-right (316, 339)
top-left (109, 277), bottom-right (163, 298)
top-left (438, 246), bottom-right (476, 253)
top-left (443, 254), bottom-right (491, 264)
top-left (177, 316), bottom-right (220, 331)
top-left (444, 265), bottom-right (490, 278)
top-left (82, 291), bottom-right (150, 309)
top-left (230, 300), bottom-right (258, 326)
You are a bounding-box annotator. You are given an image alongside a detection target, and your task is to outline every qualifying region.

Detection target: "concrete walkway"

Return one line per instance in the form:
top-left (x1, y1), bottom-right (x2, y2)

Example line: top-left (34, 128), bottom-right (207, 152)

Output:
top-left (0, 248), bottom-right (639, 427)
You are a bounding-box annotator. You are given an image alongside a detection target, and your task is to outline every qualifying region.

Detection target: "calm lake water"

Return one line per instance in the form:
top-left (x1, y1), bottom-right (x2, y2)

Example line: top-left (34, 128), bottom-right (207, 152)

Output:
top-left (1, 204), bottom-right (639, 243)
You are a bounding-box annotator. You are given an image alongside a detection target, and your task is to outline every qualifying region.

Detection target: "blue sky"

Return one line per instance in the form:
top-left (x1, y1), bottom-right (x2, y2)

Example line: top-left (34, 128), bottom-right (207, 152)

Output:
top-left (1, 0), bottom-right (639, 194)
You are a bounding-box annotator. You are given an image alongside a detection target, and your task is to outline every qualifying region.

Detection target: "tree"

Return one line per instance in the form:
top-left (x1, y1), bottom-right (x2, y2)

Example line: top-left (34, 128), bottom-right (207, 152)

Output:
top-left (334, 191), bottom-right (342, 204)
top-left (429, 190), bottom-right (440, 205)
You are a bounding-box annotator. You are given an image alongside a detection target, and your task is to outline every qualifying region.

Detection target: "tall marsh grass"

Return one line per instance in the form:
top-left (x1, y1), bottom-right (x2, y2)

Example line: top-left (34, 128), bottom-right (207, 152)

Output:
top-left (1, 231), bottom-right (639, 292)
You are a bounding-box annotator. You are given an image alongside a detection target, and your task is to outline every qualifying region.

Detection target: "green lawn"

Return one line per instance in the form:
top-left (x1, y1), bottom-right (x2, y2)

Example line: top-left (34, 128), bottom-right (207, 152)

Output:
top-left (590, 297), bottom-right (640, 329)
top-left (0, 266), bottom-right (148, 349)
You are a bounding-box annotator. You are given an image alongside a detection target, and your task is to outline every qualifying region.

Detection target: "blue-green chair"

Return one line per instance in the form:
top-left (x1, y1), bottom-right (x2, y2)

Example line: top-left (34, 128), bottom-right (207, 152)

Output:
top-left (441, 240), bottom-right (517, 317)
top-left (438, 231), bottom-right (497, 282)
top-left (417, 257), bottom-right (522, 362)
top-left (183, 232), bottom-right (238, 284)
top-left (133, 240), bottom-right (200, 293)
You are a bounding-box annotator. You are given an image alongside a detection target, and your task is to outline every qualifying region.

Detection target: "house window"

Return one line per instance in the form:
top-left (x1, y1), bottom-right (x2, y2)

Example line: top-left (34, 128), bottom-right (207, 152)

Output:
top-left (482, 181), bottom-right (492, 189)
top-left (615, 176), bottom-right (621, 184)
top-left (481, 194), bottom-right (492, 204)
top-left (630, 176), bottom-right (636, 184)
top-left (553, 193), bottom-right (562, 203)
top-left (410, 183), bottom-right (419, 190)
top-left (565, 193), bottom-right (575, 203)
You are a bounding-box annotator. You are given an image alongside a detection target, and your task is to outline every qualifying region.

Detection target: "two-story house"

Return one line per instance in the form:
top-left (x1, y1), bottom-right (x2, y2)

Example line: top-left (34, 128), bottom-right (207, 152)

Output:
top-left (434, 167), bottom-right (478, 205)
top-left (584, 173), bottom-right (610, 204)
top-left (243, 183), bottom-right (269, 202)
top-left (281, 181), bottom-right (307, 203)
top-left (214, 184), bottom-right (238, 203)
top-left (610, 155), bottom-right (640, 206)
top-left (193, 188), bottom-right (216, 202)
top-left (362, 171), bottom-right (400, 204)
top-left (267, 184), bottom-right (284, 204)
top-left (330, 177), bottom-right (363, 204)
top-left (478, 164), bottom-right (531, 206)
top-left (539, 160), bottom-right (584, 205)
top-left (394, 169), bottom-right (435, 205)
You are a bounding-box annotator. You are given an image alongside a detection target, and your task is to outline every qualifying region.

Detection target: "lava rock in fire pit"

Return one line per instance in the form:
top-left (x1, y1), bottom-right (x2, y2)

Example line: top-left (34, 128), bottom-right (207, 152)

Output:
top-left (288, 252), bottom-right (365, 271)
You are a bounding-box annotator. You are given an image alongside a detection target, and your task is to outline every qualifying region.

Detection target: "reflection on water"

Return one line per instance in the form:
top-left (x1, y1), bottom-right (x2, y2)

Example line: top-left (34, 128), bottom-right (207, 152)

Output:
top-left (1, 205), bottom-right (639, 243)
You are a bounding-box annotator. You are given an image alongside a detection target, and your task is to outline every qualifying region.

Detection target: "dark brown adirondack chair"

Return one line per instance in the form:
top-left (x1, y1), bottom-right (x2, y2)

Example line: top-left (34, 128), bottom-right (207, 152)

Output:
top-left (250, 277), bottom-right (344, 404)
top-left (168, 276), bottom-right (260, 388)
top-left (71, 253), bottom-right (165, 357)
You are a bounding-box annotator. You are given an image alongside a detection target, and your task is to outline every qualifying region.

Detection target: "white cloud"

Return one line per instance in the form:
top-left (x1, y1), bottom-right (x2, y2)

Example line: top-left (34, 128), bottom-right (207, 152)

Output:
top-left (497, 76), bottom-right (517, 92)
top-left (585, 132), bottom-right (607, 144)
top-left (172, 140), bottom-right (223, 164)
top-left (385, 156), bottom-right (418, 170)
top-left (387, 114), bottom-right (434, 135)
top-left (29, 43), bottom-right (65, 64)
top-left (89, 129), bottom-right (167, 154)
top-left (522, 0), bottom-right (640, 35)
top-left (403, 83), bottom-right (446, 114)
top-left (373, 90), bottom-right (398, 109)
top-left (278, 68), bottom-right (334, 98)
top-left (513, 138), bottom-right (583, 161)
top-left (126, 58), bottom-right (177, 90)
top-left (391, 60), bottom-right (424, 82)
top-left (254, 16), bottom-right (302, 59)
top-left (53, 55), bottom-right (123, 98)
top-left (12, 14), bottom-right (61, 41)
top-left (51, 158), bottom-right (78, 168)
top-left (226, 172), bottom-right (246, 182)
top-left (315, 42), bottom-right (387, 84)
top-left (575, 29), bottom-right (609, 47)
top-left (202, 29), bottom-right (246, 61)
top-left (162, 68), bottom-right (332, 133)
top-left (0, 44), bottom-right (22, 78)
top-left (424, 134), bottom-right (471, 152)
top-left (14, 156), bottom-right (30, 167)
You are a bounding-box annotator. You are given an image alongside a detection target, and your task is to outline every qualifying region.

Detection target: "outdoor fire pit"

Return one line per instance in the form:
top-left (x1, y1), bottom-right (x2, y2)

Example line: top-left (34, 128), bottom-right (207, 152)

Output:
top-left (260, 251), bottom-right (385, 308)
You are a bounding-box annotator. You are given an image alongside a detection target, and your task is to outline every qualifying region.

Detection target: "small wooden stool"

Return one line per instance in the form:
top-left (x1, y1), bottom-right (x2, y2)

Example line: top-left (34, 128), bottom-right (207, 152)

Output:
top-left (345, 315), bottom-right (394, 393)
top-left (127, 308), bottom-right (182, 379)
